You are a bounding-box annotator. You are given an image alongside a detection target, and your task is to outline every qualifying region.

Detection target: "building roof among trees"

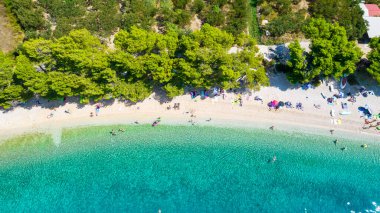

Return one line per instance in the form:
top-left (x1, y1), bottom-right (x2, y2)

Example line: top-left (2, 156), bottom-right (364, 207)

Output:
top-left (360, 3), bottom-right (380, 38)
top-left (363, 17), bottom-right (380, 38)
top-left (364, 4), bottom-right (380, 17)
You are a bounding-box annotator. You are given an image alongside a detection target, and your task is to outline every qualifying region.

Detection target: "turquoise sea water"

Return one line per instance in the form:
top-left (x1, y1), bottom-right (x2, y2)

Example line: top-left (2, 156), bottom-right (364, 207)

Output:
top-left (0, 125), bottom-right (379, 212)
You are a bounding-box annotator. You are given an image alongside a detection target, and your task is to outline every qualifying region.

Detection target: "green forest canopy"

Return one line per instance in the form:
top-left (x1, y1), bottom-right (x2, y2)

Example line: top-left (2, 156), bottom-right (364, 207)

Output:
top-left (258, 0), bottom-right (367, 41)
top-left (286, 18), bottom-right (363, 84)
top-left (309, 0), bottom-right (367, 40)
top-left (0, 25), bottom-right (268, 109)
top-left (4, 0), bottom-right (252, 39)
top-left (367, 37), bottom-right (380, 84)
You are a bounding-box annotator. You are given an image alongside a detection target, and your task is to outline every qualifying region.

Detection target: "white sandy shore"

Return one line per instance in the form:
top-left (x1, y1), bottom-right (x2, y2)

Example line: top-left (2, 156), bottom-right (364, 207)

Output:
top-left (0, 74), bottom-right (379, 143)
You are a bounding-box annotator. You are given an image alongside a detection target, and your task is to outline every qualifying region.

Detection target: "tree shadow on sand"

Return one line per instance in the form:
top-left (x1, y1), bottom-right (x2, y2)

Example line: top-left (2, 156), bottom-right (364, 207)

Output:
top-left (151, 87), bottom-right (171, 104)
top-left (267, 72), bottom-right (299, 91)
top-left (2, 96), bottom-right (119, 113)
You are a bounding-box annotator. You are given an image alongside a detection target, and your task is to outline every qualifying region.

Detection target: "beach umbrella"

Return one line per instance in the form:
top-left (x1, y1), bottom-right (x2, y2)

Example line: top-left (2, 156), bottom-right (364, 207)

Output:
top-left (278, 101), bottom-right (284, 107)
top-left (358, 107), bottom-right (370, 116)
top-left (272, 100), bottom-right (279, 107)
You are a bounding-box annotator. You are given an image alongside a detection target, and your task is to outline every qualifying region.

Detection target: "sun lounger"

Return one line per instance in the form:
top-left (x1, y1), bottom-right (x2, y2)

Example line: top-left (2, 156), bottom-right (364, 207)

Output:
top-left (341, 102), bottom-right (348, 110)
top-left (285, 101), bottom-right (293, 108)
top-left (296, 102), bottom-right (303, 111)
top-left (330, 109), bottom-right (336, 117)
top-left (254, 96), bottom-right (263, 103)
top-left (340, 111), bottom-right (351, 115)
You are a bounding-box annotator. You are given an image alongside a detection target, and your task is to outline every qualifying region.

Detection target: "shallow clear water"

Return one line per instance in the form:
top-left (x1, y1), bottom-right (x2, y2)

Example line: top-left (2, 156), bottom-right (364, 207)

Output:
top-left (0, 125), bottom-right (379, 212)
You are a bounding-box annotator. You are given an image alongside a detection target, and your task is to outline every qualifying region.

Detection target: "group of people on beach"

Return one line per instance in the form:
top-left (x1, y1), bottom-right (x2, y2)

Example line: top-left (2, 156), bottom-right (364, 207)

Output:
top-left (266, 100), bottom-right (303, 111)
top-left (362, 118), bottom-right (380, 130)
top-left (167, 103), bottom-right (180, 110)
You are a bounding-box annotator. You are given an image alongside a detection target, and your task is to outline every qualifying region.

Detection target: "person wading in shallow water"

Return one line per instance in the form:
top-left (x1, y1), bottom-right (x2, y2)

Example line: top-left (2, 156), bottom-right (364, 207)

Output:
top-left (268, 155), bottom-right (277, 163)
top-left (333, 139), bottom-right (338, 146)
top-left (110, 129), bottom-right (117, 136)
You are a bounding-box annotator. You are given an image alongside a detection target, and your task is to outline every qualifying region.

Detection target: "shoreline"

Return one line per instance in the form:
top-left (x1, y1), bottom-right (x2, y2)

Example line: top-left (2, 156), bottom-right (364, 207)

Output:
top-left (0, 74), bottom-right (379, 143)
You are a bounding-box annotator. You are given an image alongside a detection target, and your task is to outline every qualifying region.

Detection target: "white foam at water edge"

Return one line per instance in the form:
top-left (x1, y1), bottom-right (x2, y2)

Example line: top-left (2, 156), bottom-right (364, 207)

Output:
top-left (51, 128), bottom-right (62, 147)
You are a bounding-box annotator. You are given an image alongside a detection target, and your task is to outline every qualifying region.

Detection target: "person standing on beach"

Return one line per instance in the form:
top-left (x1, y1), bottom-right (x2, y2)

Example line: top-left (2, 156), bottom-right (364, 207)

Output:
top-left (95, 104), bottom-right (100, 116)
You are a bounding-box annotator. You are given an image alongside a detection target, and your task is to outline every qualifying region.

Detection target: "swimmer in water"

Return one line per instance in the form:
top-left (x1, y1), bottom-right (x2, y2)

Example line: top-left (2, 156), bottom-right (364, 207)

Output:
top-left (333, 139), bottom-right (338, 146)
top-left (110, 129), bottom-right (117, 136)
top-left (268, 155), bottom-right (276, 163)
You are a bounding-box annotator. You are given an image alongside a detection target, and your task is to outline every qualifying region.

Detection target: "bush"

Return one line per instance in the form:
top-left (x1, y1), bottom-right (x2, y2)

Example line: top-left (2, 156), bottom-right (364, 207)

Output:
top-left (191, 0), bottom-right (205, 13)
top-left (266, 12), bottom-right (305, 37)
top-left (175, 9), bottom-right (192, 27)
top-left (172, 0), bottom-right (191, 9)
top-left (4, 0), bottom-right (47, 37)
top-left (204, 6), bottom-right (225, 26)
top-left (311, 78), bottom-right (321, 87)
top-left (164, 83), bottom-right (184, 99)
top-left (7, 0), bottom-right (252, 39)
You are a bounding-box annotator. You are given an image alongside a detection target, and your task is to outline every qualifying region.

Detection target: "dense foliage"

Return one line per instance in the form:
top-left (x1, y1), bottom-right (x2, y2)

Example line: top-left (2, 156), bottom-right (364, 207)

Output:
top-left (4, 0), bottom-right (47, 38)
top-left (286, 19), bottom-right (362, 83)
top-left (248, 0), bottom-right (260, 40)
top-left (0, 52), bottom-right (30, 109)
top-left (309, 0), bottom-right (367, 40)
top-left (5, 0), bottom-right (253, 39)
top-left (258, 0), bottom-right (367, 42)
top-left (258, 0), bottom-right (307, 37)
top-left (367, 38), bottom-right (380, 84)
top-left (286, 40), bottom-right (307, 84)
top-left (0, 25), bottom-right (268, 109)
top-left (265, 12), bottom-right (306, 37)
top-left (365, 0), bottom-right (380, 5)
top-left (257, 0), bottom-right (308, 43)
